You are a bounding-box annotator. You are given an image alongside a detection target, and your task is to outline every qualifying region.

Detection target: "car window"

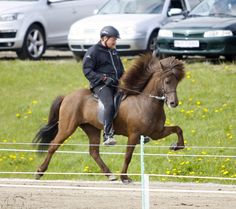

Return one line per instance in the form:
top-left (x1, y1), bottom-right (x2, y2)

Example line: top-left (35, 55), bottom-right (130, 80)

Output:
top-left (189, 0), bottom-right (236, 16)
top-left (98, 0), bottom-right (165, 14)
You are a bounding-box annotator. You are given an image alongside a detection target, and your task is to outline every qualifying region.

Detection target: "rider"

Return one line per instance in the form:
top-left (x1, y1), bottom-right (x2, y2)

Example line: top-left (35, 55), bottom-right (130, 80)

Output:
top-left (82, 26), bottom-right (124, 146)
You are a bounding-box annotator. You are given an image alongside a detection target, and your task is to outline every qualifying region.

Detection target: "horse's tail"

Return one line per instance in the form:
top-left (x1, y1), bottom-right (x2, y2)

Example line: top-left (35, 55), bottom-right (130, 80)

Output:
top-left (33, 95), bottom-right (64, 152)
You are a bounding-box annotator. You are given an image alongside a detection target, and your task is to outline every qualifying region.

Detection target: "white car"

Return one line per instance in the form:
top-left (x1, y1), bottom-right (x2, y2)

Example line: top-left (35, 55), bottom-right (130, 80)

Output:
top-left (0, 0), bottom-right (107, 60)
top-left (68, 0), bottom-right (198, 59)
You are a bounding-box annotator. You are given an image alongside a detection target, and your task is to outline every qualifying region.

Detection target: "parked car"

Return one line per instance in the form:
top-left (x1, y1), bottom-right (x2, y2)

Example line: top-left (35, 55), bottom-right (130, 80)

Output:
top-left (68, 0), bottom-right (198, 59)
top-left (0, 0), bottom-right (107, 60)
top-left (156, 0), bottom-right (236, 61)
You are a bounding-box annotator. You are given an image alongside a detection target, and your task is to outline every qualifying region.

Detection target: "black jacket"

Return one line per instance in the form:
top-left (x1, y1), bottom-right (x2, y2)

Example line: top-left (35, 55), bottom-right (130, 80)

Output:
top-left (82, 41), bottom-right (124, 88)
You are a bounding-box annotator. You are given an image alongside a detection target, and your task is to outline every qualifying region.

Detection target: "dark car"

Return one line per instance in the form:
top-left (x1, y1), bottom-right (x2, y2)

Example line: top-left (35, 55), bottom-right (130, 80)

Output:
top-left (156, 0), bottom-right (236, 61)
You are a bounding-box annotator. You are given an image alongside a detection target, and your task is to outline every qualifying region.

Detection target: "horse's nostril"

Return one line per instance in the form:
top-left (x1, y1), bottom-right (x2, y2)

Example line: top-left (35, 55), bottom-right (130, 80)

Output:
top-left (170, 101), bottom-right (177, 107)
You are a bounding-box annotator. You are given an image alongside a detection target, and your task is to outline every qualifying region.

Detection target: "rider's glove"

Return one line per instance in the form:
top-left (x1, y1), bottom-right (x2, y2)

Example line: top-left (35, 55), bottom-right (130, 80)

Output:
top-left (104, 77), bottom-right (116, 86)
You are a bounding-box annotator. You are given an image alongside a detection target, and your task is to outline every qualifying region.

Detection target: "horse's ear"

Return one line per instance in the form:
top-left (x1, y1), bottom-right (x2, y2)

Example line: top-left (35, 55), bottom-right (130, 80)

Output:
top-left (160, 56), bottom-right (175, 69)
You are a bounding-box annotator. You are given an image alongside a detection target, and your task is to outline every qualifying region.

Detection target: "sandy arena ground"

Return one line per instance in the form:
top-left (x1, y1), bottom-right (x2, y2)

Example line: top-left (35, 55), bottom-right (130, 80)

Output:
top-left (0, 178), bottom-right (236, 209)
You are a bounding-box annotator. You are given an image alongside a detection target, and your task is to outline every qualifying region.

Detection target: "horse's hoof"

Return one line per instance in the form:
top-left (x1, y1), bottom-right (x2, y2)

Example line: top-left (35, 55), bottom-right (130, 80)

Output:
top-left (35, 170), bottom-right (44, 180)
top-left (122, 178), bottom-right (133, 185)
top-left (108, 174), bottom-right (117, 181)
top-left (170, 143), bottom-right (184, 151)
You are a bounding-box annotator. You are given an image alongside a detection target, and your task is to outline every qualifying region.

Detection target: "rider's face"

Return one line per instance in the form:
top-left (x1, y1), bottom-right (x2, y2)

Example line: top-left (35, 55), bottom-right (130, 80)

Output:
top-left (102, 36), bottom-right (117, 49)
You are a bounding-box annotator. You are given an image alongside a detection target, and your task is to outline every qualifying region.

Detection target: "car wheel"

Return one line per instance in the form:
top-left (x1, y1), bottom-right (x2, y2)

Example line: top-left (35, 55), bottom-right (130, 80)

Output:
top-left (225, 55), bottom-right (236, 62)
top-left (16, 24), bottom-right (46, 60)
top-left (147, 31), bottom-right (158, 52)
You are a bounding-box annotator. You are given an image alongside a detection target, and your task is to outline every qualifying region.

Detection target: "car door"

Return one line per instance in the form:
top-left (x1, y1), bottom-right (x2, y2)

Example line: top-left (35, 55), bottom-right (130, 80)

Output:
top-left (41, 0), bottom-right (83, 45)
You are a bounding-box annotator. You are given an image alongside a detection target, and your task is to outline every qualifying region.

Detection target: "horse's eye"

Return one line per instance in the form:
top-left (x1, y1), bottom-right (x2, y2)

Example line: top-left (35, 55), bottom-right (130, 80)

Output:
top-left (165, 80), bottom-right (171, 84)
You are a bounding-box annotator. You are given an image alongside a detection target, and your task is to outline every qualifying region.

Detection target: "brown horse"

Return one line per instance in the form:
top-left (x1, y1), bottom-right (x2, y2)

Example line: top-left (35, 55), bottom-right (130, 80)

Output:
top-left (33, 54), bottom-right (185, 184)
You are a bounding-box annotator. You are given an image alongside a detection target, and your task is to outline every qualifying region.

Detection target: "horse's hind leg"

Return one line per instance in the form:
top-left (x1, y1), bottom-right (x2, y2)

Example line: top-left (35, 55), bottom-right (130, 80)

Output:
top-left (80, 124), bottom-right (117, 181)
top-left (35, 123), bottom-right (78, 179)
top-left (120, 133), bottom-right (139, 184)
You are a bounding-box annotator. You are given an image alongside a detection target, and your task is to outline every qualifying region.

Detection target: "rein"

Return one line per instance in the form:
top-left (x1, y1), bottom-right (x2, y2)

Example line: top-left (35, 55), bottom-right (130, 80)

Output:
top-left (113, 84), bottom-right (166, 101)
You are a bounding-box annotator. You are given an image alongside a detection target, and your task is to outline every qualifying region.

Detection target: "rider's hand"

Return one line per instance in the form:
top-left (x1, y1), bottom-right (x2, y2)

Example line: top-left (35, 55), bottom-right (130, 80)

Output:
top-left (104, 77), bottom-right (115, 86)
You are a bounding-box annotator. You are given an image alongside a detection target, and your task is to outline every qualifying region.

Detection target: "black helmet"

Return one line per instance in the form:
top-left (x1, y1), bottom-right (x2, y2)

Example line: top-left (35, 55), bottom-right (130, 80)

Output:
top-left (100, 26), bottom-right (120, 38)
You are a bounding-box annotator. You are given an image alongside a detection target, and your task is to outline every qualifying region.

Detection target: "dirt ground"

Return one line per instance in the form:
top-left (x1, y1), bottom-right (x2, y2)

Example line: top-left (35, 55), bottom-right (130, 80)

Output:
top-left (0, 178), bottom-right (236, 209)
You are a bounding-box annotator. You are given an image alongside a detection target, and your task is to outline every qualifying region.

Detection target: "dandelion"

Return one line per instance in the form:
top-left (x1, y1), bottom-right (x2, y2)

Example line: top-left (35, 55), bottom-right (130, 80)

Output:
top-left (28, 157), bottom-right (33, 161)
top-left (179, 101), bottom-right (182, 105)
top-left (27, 110), bottom-right (32, 114)
top-left (191, 129), bottom-right (196, 134)
top-left (222, 103), bottom-right (228, 108)
top-left (224, 158), bottom-right (231, 163)
top-left (83, 166), bottom-right (89, 172)
top-left (32, 100), bottom-right (38, 105)
top-left (226, 133), bottom-right (233, 139)
top-left (203, 108), bottom-right (208, 113)
top-left (189, 171), bottom-right (195, 175)
top-left (223, 171), bottom-right (229, 175)
top-left (196, 101), bottom-right (201, 106)
top-left (166, 170), bottom-right (171, 175)
top-left (180, 109), bottom-right (185, 113)
top-left (16, 113), bottom-right (21, 118)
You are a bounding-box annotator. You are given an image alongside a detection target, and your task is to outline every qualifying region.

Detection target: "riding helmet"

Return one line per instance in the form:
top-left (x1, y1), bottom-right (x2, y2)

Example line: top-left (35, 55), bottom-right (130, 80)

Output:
top-left (100, 26), bottom-right (120, 38)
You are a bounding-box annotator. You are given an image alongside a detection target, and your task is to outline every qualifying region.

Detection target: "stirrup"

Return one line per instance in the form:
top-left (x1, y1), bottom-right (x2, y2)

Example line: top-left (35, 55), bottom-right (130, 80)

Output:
top-left (103, 135), bottom-right (116, 146)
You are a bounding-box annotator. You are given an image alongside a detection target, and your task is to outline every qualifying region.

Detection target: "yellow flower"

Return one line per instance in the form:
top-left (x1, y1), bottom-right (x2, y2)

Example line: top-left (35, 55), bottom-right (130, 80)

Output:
top-left (223, 171), bottom-right (229, 175)
top-left (83, 166), bottom-right (89, 172)
top-left (196, 101), bottom-right (201, 106)
top-left (203, 108), bottom-right (208, 113)
top-left (16, 113), bottom-right (21, 118)
top-left (191, 129), bottom-right (196, 134)
top-left (32, 100), bottom-right (38, 105)
top-left (27, 110), bottom-right (32, 114)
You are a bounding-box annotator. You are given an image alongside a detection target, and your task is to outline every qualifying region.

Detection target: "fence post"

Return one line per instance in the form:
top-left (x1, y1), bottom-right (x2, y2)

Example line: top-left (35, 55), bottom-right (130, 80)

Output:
top-left (140, 135), bottom-right (150, 209)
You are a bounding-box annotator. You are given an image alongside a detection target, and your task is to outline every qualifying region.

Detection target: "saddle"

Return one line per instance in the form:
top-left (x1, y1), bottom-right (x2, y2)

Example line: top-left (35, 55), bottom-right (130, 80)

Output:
top-left (92, 91), bottom-right (125, 124)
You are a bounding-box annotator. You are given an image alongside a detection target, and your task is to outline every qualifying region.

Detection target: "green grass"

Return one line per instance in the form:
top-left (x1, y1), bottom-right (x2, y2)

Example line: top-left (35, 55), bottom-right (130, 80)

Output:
top-left (0, 58), bottom-right (235, 184)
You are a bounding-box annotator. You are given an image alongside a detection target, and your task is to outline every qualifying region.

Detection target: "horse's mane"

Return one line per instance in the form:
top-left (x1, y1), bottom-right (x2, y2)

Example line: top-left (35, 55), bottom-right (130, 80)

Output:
top-left (120, 54), bottom-right (185, 95)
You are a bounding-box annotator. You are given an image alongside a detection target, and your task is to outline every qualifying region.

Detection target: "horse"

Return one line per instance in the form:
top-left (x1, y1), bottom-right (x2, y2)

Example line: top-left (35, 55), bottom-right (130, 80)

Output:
top-left (33, 54), bottom-right (185, 184)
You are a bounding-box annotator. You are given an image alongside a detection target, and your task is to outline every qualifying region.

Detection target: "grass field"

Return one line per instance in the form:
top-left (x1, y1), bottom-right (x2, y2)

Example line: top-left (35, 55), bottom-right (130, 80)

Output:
top-left (0, 57), bottom-right (235, 184)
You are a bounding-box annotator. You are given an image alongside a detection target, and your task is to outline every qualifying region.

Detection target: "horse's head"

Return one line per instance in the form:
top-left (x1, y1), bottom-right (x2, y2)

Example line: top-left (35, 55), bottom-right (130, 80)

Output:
top-left (120, 54), bottom-right (185, 108)
top-left (160, 57), bottom-right (185, 108)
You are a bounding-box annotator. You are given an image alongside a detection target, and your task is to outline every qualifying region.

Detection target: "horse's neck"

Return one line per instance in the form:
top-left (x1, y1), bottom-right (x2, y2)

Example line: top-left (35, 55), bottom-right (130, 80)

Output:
top-left (143, 74), bottom-right (162, 97)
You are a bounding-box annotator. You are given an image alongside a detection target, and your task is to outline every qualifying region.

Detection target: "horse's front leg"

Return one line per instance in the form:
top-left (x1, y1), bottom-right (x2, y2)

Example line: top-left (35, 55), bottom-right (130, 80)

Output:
top-left (120, 134), bottom-right (139, 184)
top-left (153, 126), bottom-right (184, 151)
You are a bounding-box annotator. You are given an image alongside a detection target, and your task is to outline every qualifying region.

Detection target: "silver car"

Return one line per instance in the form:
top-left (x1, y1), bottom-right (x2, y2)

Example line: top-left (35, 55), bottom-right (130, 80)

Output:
top-left (0, 0), bottom-right (107, 60)
top-left (68, 0), bottom-right (197, 59)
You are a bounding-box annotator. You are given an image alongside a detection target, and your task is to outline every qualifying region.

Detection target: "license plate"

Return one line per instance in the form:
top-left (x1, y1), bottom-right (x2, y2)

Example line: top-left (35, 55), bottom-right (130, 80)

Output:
top-left (174, 40), bottom-right (200, 48)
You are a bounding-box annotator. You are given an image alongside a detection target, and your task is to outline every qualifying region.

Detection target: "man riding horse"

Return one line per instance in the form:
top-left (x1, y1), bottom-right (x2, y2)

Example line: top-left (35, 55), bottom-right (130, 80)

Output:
top-left (83, 26), bottom-right (124, 146)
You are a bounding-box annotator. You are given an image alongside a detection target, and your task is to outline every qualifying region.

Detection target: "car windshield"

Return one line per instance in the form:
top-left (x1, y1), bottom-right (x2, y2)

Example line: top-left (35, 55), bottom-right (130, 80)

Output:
top-left (189, 0), bottom-right (236, 17)
top-left (98, 0), bottom-right (165, 14)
